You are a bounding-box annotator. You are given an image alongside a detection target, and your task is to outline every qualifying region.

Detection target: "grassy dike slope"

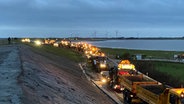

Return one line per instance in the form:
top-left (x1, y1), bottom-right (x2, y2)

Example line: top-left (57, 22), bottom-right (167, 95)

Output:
top-left (26, 43), bottom-right (84, 63)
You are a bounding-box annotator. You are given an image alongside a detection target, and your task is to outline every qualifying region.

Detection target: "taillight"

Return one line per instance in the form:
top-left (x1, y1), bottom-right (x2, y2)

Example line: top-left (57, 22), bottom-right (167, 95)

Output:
top-left (118, 71), bottom-right (129, 75)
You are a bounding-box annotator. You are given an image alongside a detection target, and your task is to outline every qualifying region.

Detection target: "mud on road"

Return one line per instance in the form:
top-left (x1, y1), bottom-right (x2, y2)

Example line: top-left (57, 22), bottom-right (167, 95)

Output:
top-left (0, 44), bottom-right (115, 104)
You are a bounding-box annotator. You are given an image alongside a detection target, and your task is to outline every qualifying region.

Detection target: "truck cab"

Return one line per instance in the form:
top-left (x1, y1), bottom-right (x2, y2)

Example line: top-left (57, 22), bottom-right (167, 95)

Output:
top-left (169, 88), bottom-right (184, 104)
top-left (136, 84), bottom-right (184, 104)
top-left (91, 56), bottom-right (108, 73)
top-left (109, 60), bottom-right (137, 92)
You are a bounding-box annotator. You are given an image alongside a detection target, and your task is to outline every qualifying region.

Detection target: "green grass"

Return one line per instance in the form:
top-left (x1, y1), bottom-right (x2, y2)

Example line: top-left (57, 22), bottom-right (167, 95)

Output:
top-left (153, 61), bottom-right (184, 82)
top-left (26, 43), bottom-right (84, 63)
top-left (101, 47), bottom-right (184, 59)
top-left (0, 39), bottom-right (9, 45)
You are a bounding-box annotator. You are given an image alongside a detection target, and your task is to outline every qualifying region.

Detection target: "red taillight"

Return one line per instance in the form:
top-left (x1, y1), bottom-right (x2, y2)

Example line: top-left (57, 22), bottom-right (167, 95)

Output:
top-left (118, 71), bottom-right (129, 75)
top-left (114, 85), bottom-right (121, 89)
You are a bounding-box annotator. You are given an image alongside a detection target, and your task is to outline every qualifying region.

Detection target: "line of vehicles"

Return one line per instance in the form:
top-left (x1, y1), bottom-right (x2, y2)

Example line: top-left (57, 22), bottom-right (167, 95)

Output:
top-left (22, 38), bottom-right (184, 104)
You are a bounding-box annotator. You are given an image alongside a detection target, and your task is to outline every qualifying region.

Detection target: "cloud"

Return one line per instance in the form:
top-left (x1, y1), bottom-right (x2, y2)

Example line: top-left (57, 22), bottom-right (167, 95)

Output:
top-left (0, 0), bottom-right (184, 37)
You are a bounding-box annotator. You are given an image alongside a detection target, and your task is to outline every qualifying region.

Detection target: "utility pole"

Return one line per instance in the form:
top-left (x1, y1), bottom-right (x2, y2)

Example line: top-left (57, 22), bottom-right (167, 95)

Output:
top-left (115, 30), bottom-right (118, 38)
top-left (137, 32), bottom-right (139, 38)
top-left (94, 31), bottom-right (96, 38)
top-left (105, 32), bottom-right (108, 38)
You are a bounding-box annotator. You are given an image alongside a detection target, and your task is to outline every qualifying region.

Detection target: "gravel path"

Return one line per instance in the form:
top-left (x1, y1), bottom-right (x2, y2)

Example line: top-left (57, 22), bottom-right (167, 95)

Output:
top-left (0, 45), bottom-right (22, 104)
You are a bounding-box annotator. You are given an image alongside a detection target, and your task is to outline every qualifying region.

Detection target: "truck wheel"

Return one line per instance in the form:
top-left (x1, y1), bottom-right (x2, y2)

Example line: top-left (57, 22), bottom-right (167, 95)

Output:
top-left (109, 81), bottom-right (113, 88)
top-left (123, 91), bottom-right (132, 104)
top-left (140, 101), bottom-right (148, 104)
top-left (126, 95), bottom-right (132, 104)
top-left (97, 67), bottom-right (101, 73)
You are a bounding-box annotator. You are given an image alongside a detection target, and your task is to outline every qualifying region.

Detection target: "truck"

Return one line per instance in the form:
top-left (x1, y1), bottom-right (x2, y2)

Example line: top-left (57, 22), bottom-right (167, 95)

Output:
top-left (90, 55), bottom-right (108, 73)
top-left (44, 39), bottom-right (56, 45)
top-left (61, 40), bottom-right (71, 48)
top-left (114, 62), bottom-right (184, 104)
top-left (120, 74), bottom-right (159, 103)
top-left (85, 46), bottom-right (101, 58)
top-left (136, 84), bottom-right (184, 104)
top-left (109, 60), bottom-right (137, 91)
top-left (111, 68), bottom-right (184, 104)
top-left (109, 59), bottom-right (183, 104)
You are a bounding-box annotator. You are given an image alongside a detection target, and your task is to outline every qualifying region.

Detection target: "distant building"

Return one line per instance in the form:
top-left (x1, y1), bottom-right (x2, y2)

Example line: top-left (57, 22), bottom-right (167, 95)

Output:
top-left (132, 54), bottom-right (146, 60)
top-left (174, 54), bottom-right (184, 61)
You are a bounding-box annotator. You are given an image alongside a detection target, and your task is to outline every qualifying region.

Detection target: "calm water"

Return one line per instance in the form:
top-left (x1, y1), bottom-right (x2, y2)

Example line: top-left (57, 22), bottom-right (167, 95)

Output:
top-left (87, 39), bottom-right (184, 51)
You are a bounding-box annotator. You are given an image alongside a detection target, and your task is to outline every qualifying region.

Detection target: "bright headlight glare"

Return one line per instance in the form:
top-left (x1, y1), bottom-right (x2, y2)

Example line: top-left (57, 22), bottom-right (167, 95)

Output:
top-left (101, 78), bottom-right (107, 83)
top-left (100, 64), bottom-right (106, 68)
top-left (100, 72), bottom-right (103, 75)
top-left (35, 40), bottom-right (42, 45)
top-left (181, 92), bottom-right (184, 98)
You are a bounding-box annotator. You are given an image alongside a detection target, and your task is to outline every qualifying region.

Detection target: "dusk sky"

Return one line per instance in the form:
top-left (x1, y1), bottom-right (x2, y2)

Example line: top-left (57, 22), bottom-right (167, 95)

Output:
top-left (1, 0), bottom-right (184, 38)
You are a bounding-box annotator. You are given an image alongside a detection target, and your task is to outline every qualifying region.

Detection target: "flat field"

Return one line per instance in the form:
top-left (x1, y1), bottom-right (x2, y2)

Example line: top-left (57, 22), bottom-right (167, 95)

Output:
top-left (154, 61), bottom-right (184, 82)
top-left (101, 47), bottom-right (184, 59)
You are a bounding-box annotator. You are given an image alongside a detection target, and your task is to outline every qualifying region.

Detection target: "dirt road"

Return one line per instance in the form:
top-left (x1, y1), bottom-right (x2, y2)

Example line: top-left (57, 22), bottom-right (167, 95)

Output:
top-left (0, 44), bottom-right (115, 104)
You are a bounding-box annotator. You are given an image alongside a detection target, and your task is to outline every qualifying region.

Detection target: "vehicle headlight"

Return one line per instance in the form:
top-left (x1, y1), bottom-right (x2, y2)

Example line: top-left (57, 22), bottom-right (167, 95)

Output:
top-left (21, 39), bottom-right (25, 42)
top-left (53, 43), bottom-right (59, 47)
top-left (130, 94), bottom-right (134, 98)
top-left (34, 40), bottom-right (42, 45)
top-left (100, 63), bottom-right (106, 68)
top-left (100, 72), bottom-right (103, 75)
top-left (114, 85), bottom-right (118, 89)
top-left (89, 51), bottom-right (92, 54)
top-left (181, 92), bottom-right (184, 98)
top-left (101, 78), bottom-right (107, 83)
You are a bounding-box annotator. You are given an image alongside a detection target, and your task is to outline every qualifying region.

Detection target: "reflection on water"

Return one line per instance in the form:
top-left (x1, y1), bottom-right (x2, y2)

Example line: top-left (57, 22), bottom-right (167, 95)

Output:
top-left (87, 40), bottom-right (184, 51)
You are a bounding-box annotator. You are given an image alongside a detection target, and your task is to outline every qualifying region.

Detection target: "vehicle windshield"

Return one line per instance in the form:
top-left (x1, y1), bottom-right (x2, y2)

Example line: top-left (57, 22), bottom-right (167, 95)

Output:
top-left (181, 98), bottom-right (184, 104)
top-left (170, 94), bottom-right (184, 104)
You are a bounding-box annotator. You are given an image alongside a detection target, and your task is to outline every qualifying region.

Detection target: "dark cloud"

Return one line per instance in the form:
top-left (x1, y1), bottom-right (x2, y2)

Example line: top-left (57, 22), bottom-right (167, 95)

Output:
top-left (0, 0), bottom-right (184, 37)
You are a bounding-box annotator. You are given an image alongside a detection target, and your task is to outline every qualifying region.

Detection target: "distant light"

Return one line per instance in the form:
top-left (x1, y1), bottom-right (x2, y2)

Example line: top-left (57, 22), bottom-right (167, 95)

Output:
top-left (34, 40), bottom-right (42, 46)
top-left (21, 38), bottom-right (30, 43)
top-left (53, 43), bottom-right (59, 47)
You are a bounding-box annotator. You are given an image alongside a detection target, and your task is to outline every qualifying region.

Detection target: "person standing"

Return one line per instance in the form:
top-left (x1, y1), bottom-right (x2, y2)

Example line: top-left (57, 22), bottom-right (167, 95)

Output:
top-left (8, 37), bottom-right (11, 44)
